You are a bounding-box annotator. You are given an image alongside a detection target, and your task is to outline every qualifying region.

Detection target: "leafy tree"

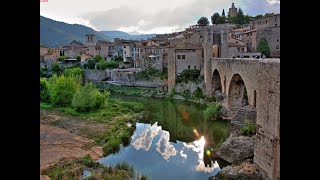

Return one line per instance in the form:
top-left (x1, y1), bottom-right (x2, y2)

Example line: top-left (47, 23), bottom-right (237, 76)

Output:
top-left (63, 67), bottom-right (83, 77)
top-left (57, 56), bottom-right (69, 61)
top-left (244, 15), bottom-right (252, 24)
top-left (40, 78), bottom-right (50, 102)
top-left (257, 37), bottom-right (271, 57)
top-left (228, 16), bottom-right (237, 24)
top-left (87, 59), bottom-right (96, 69)
top-left (76, 56), bottom-right (81, 61)
top-left (197, 17), bottom-right (209, 26)
top-left (222, 9), bottom-right (225, 17)
top-left (236, 8), bottom-right (245, 25)
top-left (93, 55), bottom-right (103, 62)
top-left (216, 16), bottom-right (226, 24)
top-left (211, 13), bottom-right (220, 25)
top-left (48, 75), bottom-right (81, 106)
top-left (264, 13), bottom-right (274, 16)
top-left (71, 82), bottom-right (106, 112)
top-left (255, 14), bottom-right (263, 19)
top-left (51, 62), bottom-right (63, 75)
top-left (193, 87), bottom-right (204, 99)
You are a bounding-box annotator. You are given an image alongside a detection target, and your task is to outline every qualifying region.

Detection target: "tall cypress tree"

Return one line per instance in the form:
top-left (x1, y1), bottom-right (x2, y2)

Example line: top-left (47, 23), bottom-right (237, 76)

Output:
top-left (222, 9), bottom-right (225, 17)
top-left (237, 8), bottom-right (245, 25)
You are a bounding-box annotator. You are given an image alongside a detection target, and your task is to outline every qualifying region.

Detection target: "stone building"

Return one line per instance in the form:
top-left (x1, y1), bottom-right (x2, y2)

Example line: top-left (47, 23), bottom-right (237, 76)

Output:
top-left (228, 3), bottom-right (237, 17)
top-left (250, 14), bottom-right (280, 58)
top-left (85, 34), bottom-right (96, 46)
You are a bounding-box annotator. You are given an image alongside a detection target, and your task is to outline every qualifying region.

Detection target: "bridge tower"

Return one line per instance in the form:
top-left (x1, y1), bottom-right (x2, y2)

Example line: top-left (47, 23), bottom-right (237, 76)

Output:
top-left (203, 27), bottom-right (214, 97)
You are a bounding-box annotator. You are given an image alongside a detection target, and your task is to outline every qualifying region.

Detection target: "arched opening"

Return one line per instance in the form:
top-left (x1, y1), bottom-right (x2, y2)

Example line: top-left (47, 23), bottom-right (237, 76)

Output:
top-left (212, 69), bottom-right (223, 101)
top-left (228, 74), bottom-right (249, 111)
top-left (253, 90), bottom-right (257, 108)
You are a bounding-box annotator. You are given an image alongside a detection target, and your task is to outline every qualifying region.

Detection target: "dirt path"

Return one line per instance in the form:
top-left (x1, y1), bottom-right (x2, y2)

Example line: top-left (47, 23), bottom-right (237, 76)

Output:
top-left (40, 109), bottom-right (104, 177)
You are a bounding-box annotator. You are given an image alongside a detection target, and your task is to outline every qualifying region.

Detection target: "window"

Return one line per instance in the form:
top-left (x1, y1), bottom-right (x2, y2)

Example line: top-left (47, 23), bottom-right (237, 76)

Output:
top-left (236, 41), bottom-right (238, 43)
top-left (182, 55), bottom-right (185, 59)
top-left (194, 66), bottom-right (196, 69)
top-left (277, 39), bottom-right (279, 42)
top-left (276, 46), bottom-right (279, 49)
top-left (188, 65), bottom-right (190, 69)
top-left (124, 51), bottom-right (126, 54)
top-left (275, 17), bottom-right (277, 22)
top-left (124, 46), bottom-right (126, 48)
top-left (241, 48), bottom-right (244, 52)
top-left (266, 20), bottom-right (267, 23)
top-left (237, 47), bottom-right (240, 52)
top-left (275, 24), bottom-right (277, 27)
top-left (177, 55), bottom-right (181, 59)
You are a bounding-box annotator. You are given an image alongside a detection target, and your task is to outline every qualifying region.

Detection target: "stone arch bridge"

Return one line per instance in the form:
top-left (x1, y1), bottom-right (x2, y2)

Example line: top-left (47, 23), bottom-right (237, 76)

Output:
top-left (204, 58), bottom-right (280, 180)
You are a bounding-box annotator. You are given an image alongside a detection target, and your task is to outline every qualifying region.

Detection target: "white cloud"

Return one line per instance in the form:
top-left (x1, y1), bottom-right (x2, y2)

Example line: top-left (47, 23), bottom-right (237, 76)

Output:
top-left (41, 0), bottom-right (280, 34)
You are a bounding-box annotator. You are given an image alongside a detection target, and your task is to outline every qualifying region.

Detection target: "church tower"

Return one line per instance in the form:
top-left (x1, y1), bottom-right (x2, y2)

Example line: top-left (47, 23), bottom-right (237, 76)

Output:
top-left (228, 2), bottom-right (238, 17)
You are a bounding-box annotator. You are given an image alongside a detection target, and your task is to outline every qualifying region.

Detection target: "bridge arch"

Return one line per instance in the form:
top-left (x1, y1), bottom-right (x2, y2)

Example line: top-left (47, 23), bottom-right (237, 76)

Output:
top-left (212, 69), bottom-right (222, 93)
top-left (228, 73), bottom-right (249, 111)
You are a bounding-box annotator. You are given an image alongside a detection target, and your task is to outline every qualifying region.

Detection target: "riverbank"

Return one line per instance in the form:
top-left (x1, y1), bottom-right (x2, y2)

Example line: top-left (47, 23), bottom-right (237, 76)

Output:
top-left (40, 96), bottom-right (145, 179)
top-left (95, 83), bottom-right (217, 106)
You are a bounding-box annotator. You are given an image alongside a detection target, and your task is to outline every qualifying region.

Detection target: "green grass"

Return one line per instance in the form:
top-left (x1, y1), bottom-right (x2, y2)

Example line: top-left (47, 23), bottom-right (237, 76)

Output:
top-left (44, 158), bottom-right (146, 180)
top-left (240, 119), bottom-right (256, 136)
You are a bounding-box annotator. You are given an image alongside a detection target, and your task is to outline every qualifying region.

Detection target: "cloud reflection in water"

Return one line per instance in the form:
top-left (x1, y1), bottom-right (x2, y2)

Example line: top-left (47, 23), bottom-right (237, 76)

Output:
top-left (131, 123), bottom-right (220, 173)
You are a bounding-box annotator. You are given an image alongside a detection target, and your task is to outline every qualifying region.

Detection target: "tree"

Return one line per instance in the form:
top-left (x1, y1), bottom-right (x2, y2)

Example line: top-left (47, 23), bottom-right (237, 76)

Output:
top-left (236, 8), bottom-right (245, 25)
top-left (255, 14), bottom-right (263, 19)
top-left (93, 55), bottom-right (103, 62)
top-left (216, 16), bottom-right (226, 24)
top-left (222, 9), bottom-right (225, 17)
top-left (211, 13), bottom-right (220, 25)
top-left (197, 17), bottom-right (209, 26)
top-left (76, 56), bottom-right (81, 61)
top-left (257, 37), bottom-right (270, 57)
top-left (244, 15), bottom-right (251, 24)
top-left (52, 62), bottom-right (63, 75)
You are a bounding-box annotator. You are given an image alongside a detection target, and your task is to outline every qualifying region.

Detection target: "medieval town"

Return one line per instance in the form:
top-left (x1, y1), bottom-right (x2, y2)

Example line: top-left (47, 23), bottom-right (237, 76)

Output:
top-left (40, 2), bottom-right (280, 180)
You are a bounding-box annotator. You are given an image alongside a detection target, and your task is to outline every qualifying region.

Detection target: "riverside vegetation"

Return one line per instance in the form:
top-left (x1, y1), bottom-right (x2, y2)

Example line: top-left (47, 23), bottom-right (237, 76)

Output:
top-left (40, 67), bottom-right (147, 179)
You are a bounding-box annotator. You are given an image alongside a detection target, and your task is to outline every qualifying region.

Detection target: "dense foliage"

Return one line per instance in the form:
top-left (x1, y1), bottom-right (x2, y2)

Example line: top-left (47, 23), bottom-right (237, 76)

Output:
top-left (240, 119), bottom-right (256, 136)
top-left (204, 103), bottom-right (222, 120)
top-left (176, 69), bottom-right (200, 83)
top-left (134, 67), bottom-right (166, 80)
top-left (40, 78), bottom-right (50, 102)
top-left (48, 75), bottom-right (81, 106)
top-left (63, 67), bottom-right (83, 77)
top-left (197, 17), bottom-right (210, 26)
top-left (257, 37), bottom-right (270, 57)
top-left (51, 62), bottom-right (64, 75)
top-left (193, 87), bottom-right (204, 99)
top-left (71, 83), bottom-right (107, 112)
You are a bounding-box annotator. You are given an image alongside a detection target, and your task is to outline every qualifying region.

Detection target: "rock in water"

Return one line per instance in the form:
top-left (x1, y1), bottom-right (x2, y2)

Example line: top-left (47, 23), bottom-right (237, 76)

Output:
top-left (216, 136), bottom-right (255, 163)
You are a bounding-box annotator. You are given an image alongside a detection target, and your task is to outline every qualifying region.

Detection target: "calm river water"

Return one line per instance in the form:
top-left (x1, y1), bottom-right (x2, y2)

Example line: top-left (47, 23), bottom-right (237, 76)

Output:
top-left (98, 95), bottom-right (230, 180)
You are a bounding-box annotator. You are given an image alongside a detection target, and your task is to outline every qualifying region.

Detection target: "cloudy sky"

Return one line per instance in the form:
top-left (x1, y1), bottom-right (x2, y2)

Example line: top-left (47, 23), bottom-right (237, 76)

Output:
top-left (40, 0), bottom-right (280, 34)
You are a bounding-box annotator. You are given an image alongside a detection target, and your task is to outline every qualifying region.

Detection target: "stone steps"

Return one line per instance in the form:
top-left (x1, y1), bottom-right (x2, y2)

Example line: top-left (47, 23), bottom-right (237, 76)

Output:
top-left (230, 106), bottom-right (257, 135)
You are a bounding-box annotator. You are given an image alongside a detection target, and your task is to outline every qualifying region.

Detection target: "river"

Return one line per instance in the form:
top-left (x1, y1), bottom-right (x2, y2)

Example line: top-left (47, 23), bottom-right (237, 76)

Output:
top-left (98, 95), bottom-right (230, 180)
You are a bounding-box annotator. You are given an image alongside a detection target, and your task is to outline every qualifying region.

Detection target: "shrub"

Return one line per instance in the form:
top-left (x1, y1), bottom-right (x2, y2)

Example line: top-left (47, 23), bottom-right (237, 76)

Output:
top-left (204, 103), bottom-right (222, 120)
top-left (121, 132), bottom-right (131, 146)
top-left (257, 37), bottom-right (271, 57)
top-left (57, 56), bottom-right (69, 61)
top-left (71, 83), bottom-right (106, 112)
top-left (40, 78), bottom-right (50, 102)
top-left (115, 162), bottom-right (135, 178)
top-left (102, 138), bottom-right (121, 155)
top-left (169, 88), bottom-right (175, 98)
top-left (87, 59), bottom-right (96, 69)
top-left (134, 67), bottom-right (163, 80)
top-left (240, 120), bottom-right (256, 136)
top-left (49, 75), bottom-right (81, 106)
top-left (63, 67), bottom-right (83, 77)
top-left (193, 87), bottom-right (204, 99)
top-left (141, 175), bottom-right (148, 180)
top-left (176, 69), bottom-right (200, 83)
top-left (96, 60), bottom-right (118, 70)
top-left (52, 62), bottom-right (64, 75)
top-left (81, 155), bottom-right (101, 168)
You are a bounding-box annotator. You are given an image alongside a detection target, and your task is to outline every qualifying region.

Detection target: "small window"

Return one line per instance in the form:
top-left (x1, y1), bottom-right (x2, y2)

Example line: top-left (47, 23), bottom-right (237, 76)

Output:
top-left (277, 39), bottom-right (279, 42)
top-left (266, 20), bottom-right (267, 23)
top-left (124, 51), bottom-right (126, 54)
top-left (237, 47), bottom-right (240, 52)
top-left (124, 46), bottom-right (126, 48)
top-left (275, 17), bottom-right (277, 22)
top-left (275, 24), bottom-right (277, 27)
top-left (241, 48), bottom-right (244, 52)
top-left (182, 55), bottom-right (185, 59)
top-left (188, 65), bottom-right (190, 69)
top-left (194, 66), bottom-right (196, 69)
top-left (236, 41), bottom-right (238, 43)
top-left (177, 55), bottom-right (181, 59)
top-left (276, 46), bottom-right (279, 49)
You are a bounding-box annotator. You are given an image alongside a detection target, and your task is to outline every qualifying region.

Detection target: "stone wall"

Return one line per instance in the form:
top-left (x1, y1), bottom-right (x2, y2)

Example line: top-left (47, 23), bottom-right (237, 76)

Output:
top-left (257, 27), bottom-right (280, 58)
top-left (254, 60), bottom-right (280, 180)
top-left (175, 81), bottom-right (204, 94)
top-left (204, 58), bottom-right (280, 179)
top-left (113, 78), bottom-right (166, 89)
top-left (84, 69), bottom-right (110, 82)
top-left (175, 49), bottom-right (203, 74)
